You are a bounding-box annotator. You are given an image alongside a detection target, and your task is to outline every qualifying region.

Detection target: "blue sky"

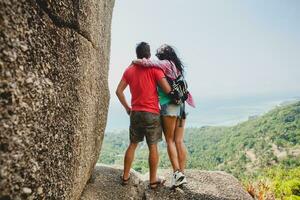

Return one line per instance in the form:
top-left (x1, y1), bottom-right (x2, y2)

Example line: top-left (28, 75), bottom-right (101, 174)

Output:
top-left (107, 0), bottom-right (300, 131)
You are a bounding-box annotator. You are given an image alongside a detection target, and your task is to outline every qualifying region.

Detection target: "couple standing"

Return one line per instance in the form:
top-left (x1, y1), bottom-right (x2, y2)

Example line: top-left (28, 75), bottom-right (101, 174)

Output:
top-left (116, 42), bottom-right (195, 189)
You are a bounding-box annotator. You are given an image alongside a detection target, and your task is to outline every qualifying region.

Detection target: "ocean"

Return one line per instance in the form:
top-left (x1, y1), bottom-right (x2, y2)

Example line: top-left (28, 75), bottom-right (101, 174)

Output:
top-left (106, 94), bottom-right (300, 132)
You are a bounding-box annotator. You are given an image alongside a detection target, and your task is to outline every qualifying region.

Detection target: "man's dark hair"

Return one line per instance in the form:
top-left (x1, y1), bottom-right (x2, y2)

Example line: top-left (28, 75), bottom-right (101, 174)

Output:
top-left (136, 42), bottom-right (151, 59)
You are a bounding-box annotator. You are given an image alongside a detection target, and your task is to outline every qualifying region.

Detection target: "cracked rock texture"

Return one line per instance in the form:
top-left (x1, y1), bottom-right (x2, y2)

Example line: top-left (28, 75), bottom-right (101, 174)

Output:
top-left (0, 0), bottom-right (114, 199)
top-left (81, 165), bottom-right (253, 200)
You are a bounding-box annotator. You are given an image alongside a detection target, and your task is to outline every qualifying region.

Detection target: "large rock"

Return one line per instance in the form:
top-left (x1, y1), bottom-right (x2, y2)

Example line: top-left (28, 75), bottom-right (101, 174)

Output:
top-left (80, 165), bottom-right (145, 200)
top-left (143, 170), bottom-right (253, 200)
top-left (0, 0), bottom-right (114, 199)
top-left (81, 165), bottom-right (253, 200)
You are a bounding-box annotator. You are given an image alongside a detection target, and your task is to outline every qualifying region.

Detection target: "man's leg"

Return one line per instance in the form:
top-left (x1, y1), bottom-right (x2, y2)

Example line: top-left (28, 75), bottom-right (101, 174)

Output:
top-left (123, 142), bottom-right (138, 180)
top-left (148, 143), bottom-right (159, 183)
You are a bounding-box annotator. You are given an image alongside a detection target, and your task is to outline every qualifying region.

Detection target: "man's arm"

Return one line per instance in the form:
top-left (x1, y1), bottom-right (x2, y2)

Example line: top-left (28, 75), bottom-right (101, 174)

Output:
top-left (116, 79), bottom-right (131, 115)
top-left (157, 78), bottom-right (171, 94)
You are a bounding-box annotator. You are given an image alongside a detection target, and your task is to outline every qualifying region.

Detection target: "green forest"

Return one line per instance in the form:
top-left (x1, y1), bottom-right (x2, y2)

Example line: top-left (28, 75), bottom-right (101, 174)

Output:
top-left (99, 101), bottom-right (300, 199)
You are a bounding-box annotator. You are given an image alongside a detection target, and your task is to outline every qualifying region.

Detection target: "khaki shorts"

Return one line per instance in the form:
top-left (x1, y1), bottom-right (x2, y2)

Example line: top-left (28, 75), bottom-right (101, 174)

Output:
top-left (129, 111), bottom-right (162, 144)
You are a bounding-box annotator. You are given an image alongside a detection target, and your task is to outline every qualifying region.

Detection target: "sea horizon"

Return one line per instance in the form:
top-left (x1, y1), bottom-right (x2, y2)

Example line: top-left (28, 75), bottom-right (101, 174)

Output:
top-left (105, 93), bottom-right (300, 133)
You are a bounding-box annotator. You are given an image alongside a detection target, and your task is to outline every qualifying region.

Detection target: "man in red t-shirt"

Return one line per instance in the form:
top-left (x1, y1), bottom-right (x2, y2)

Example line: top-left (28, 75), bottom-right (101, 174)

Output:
top-left (116, 42), bottom-right (171, 188)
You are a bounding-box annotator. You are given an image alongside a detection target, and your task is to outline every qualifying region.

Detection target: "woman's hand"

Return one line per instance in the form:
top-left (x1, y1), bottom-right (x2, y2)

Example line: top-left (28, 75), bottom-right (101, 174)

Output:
top-left (132, 59), bottom-right (143, 65)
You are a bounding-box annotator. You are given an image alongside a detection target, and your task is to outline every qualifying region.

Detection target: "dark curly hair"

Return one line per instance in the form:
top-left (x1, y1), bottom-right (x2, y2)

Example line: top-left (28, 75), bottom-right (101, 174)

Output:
top-left (155, 44), bottom-right (184, 73)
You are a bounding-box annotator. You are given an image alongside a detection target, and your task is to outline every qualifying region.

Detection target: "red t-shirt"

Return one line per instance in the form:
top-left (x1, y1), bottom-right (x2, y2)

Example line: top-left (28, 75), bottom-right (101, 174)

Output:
top-left (122, 64), bottom-right (165, 114)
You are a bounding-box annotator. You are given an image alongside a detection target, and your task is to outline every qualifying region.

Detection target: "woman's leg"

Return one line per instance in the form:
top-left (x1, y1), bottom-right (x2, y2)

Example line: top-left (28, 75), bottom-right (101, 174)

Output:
top-left (174, 119), bottom-right (187, 172)
top-left (162, 116), bottom-right (180, 171)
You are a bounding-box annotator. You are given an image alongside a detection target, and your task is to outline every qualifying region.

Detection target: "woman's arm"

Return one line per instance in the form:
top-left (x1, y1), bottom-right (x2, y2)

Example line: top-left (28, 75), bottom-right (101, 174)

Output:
top-left (132, 58), bottom-right (172, 71)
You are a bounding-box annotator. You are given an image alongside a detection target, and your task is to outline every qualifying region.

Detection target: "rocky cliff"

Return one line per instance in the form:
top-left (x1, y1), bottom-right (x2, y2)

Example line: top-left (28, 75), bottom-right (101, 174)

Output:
top-left (0, 0), bottom-right (114, 199)
top-left (81, 165), bottom-right (253, 200)
top-left (1, 1), bottom-right (255, 199)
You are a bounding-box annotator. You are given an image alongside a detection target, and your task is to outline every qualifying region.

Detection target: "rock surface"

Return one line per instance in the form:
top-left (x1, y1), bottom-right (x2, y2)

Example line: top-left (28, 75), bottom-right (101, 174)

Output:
top-left (80, 165), bottom-right (145, 200)
top-left (81, 165), bottom-right (253, 200)
top-left (0, 0), bottom-right (114, 199)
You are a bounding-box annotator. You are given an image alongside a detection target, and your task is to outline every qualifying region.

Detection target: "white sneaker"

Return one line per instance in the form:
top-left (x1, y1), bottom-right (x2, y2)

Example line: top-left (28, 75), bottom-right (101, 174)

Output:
top-left (171, 173), bottom-right (176, 187)
top-left (180, 175), bottom-right (187, 185)
top-left (173, 170), bottom-right (187, 187)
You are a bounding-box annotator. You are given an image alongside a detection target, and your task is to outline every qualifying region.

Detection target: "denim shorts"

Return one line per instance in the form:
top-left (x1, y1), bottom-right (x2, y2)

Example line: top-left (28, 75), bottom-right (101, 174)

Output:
top-left (160, 103), bottom-right (185, 117)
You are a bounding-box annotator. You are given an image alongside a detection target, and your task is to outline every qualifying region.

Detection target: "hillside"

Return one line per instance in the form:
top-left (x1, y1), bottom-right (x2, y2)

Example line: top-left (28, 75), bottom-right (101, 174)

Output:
top-left (100, 102), bottom-right (300, 176)
top-left (185, 101), bottom-right (300, 179)
top-left (99, 102), bottom-right (300, 198)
